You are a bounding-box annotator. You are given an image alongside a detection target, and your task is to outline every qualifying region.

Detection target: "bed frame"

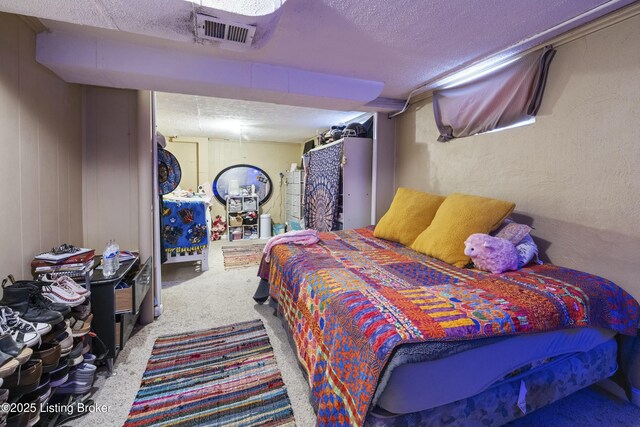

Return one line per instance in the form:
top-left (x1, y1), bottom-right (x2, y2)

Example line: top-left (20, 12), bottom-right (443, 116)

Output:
top-left (365, 340), bottom-right (617, 426)
top-left (164, 248), bottom-right (209, 271)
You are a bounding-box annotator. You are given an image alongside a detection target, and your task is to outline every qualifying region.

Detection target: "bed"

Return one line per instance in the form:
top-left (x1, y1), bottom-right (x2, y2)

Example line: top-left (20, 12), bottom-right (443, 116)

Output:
top-left (161, 195), bottom-right (210, 271)
top-left (256, 227), bottom-right (639, 427)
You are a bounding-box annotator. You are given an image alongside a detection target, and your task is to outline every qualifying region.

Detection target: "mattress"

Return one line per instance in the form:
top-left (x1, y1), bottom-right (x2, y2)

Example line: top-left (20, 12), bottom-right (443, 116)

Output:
top-left (376, 327), bottom-right (616, 414)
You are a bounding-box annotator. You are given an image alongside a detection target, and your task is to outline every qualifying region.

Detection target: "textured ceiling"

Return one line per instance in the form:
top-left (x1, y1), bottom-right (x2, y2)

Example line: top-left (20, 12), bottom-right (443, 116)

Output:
top-left (0, 0), bottom-right (633, 112)
top-left (155, 92), bottom-right (365, 142)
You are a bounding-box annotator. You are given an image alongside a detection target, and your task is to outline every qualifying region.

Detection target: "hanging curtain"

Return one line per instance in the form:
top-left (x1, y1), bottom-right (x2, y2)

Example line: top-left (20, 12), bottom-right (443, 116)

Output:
top-left (304, 142), bottom-right (343, 232)
top-left (433, 46), bottom-right (556, 142)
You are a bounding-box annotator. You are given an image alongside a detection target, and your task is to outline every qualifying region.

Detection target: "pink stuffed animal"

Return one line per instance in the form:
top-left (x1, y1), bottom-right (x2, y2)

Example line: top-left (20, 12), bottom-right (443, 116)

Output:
top-left (464, 233), bottom-right (518, 274)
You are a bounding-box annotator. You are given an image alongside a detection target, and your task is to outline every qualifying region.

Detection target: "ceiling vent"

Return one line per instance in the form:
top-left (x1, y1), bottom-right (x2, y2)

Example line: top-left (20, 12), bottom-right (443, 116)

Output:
top-left (196, 14), bottom-right (256, 47)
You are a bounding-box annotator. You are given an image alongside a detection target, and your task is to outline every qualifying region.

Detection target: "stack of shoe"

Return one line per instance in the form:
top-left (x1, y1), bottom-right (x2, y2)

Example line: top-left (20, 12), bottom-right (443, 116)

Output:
top-left (3, 358), bottom-right (42, 426)
top-left (0, 331), bottom-right (32, 380)
top-left (0, 274), bottom-right (97, 427)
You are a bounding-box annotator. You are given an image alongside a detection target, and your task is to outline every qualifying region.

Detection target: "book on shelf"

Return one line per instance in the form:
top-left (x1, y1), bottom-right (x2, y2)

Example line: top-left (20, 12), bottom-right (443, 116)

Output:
top-left (118, 251), bottom-right (137, 262)
top-left (34, 259), bottom-right (95, 273)
top-left (36, 266), bottom-right (94, 280)
top-left (34, 247), bottom-right (93, 262)
top-left (31, 250), bottom-right (95, 267)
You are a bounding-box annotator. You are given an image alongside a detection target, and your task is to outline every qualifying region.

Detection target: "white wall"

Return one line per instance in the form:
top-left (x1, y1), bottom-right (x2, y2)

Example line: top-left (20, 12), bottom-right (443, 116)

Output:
top-left (394, 14), bottom-right (640, 302)
top-left (0, 13), bottom-right (83, 281)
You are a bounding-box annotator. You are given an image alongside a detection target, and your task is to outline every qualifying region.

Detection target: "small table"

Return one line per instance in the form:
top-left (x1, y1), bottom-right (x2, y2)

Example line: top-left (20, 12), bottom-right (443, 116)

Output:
top-left (89, 255), bottom-right (152, 372)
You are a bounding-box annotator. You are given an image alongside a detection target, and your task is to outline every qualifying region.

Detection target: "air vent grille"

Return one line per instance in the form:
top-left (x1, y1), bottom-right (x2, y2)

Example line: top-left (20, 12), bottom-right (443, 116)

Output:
top-left (227, 26), bottom-right (249, 43)
top-left (205, 21), bottom-right (226, 39)
top-left (196, 14), bottom-right (256, 47)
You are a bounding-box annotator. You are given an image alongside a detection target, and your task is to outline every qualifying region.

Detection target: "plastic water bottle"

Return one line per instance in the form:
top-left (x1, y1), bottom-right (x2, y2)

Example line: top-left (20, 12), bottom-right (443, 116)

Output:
top-left (102, 240), bottom-right (120, 277)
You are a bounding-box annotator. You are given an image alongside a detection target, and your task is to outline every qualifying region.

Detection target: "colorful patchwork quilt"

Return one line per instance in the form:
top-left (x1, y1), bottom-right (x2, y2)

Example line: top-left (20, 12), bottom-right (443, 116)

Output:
top-left (259, 227), bottom-right (639, 427)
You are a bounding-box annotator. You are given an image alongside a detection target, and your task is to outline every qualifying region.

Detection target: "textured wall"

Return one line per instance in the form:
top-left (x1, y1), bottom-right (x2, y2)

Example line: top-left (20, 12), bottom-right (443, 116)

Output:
top-left (208, 138), bottom-right (302, 224)
top-left (394, 14), bottom-right (640, 302)
top-left (169, 137), bottom-right (302, 224)
top-left (82, 86), bottom-right (140, 252)
top-left (0, 13), bottom-right (83, 281)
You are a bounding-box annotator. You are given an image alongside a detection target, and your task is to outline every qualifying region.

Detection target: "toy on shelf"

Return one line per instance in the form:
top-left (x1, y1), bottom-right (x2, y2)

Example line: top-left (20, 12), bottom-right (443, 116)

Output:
top-left (211, 215), bottom-right (227, 241)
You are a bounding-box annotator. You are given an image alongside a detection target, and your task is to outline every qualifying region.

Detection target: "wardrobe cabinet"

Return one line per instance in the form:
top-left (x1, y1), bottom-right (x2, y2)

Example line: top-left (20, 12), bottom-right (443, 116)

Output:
top-left (337, 137), bottom-right (373, 230)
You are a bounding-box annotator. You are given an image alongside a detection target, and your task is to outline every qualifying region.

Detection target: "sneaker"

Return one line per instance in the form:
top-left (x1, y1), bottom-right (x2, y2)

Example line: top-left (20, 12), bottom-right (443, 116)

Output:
top-left (23, 373), bottom-right (51, 406)
top-left (4, 359), bottom-right (42, 398)
top-left (32, 321), bottom-right (51, 335)
top-left (54, 362), bottom-right (96, 395)
top-left (82, 353), bottom-right (96, 365)
top-left (40, 284), bottom-right (85, 307)
top-left (70, 313), bottom-right (92, 338)
top-left (50, 360), bottom-right (70, 387)
top-left (0, 388), bottom-right (7, 425)
top-left (0, 333), bottom-right (31, 365)
top-left (32, 342), bottom-right (61, 373)
top-left (56, 329), bottom-right (74, 357)
top-left (55, 277), bottom-right (90, 298)
top-left (0, 306), bottom-right (41, 347)
top-left (41, 322), bottom-right (66, 343)
top-left (71, 299), bottom-right (91, 321)
top-left (0, 353), bottom-right (19, 379)
top-left (67, 342), bottom-right (84, 366)
top-left (18, 389), bottom-right (42, 427)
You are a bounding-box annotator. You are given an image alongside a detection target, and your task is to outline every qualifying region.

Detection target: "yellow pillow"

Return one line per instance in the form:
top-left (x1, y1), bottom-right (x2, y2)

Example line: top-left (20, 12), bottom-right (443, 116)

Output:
top-left (411, 193), bottom-right (515, 267)
top-left (374, 188), bottom-right (446, 246)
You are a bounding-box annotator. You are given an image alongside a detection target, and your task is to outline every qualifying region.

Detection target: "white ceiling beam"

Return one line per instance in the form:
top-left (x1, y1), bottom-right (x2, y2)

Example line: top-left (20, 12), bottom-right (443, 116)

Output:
top-left (36, 30), bottom-right (384, 110)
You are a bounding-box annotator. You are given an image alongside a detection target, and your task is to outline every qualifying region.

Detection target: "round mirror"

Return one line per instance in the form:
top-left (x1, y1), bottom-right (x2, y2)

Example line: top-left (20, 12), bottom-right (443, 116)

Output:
top-left (212, 164), bottom-right (272, 206)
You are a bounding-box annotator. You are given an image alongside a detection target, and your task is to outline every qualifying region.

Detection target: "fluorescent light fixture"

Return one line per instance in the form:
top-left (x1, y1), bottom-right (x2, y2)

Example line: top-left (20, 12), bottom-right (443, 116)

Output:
top-left (210, 119), bottom-right (243, 134)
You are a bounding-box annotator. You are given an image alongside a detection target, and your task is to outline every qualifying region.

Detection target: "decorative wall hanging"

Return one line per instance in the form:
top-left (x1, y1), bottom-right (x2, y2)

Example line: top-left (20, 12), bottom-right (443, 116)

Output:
top-left (212, 164), bottom-right (273, 206)
top-left (158, 148), bottom-right (182, 195)
top-left (304, 141), bottom-right (343, 232)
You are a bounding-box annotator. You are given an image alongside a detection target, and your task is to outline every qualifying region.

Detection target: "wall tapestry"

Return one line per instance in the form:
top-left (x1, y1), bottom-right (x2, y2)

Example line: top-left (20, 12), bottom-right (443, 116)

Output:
top-left (304, 142), bottom-right (342, 232)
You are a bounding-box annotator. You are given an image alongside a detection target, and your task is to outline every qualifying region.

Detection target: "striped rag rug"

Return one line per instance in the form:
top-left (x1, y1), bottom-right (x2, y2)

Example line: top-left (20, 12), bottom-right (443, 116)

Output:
top-left (124, 319), bottom-right (296, 427)
top-left (221, 244), bottom-right (265, 270)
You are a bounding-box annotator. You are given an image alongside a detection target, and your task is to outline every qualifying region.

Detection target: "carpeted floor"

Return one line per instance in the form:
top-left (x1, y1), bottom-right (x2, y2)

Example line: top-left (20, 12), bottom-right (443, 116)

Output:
top-left (73, 240), bottom-right (640, 426)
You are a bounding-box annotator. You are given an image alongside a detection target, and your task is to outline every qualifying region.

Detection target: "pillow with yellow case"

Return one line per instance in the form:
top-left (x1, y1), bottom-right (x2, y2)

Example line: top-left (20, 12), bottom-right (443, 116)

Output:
top-left (411, 193), bottom-right (515, 267)
top-left (374, 188), bottom-right (446, 246)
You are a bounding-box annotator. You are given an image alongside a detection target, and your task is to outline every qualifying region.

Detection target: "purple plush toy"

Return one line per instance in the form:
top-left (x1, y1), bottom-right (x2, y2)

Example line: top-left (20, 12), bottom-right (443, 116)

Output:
top-left (464, 233), bottom-right (518, 274)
